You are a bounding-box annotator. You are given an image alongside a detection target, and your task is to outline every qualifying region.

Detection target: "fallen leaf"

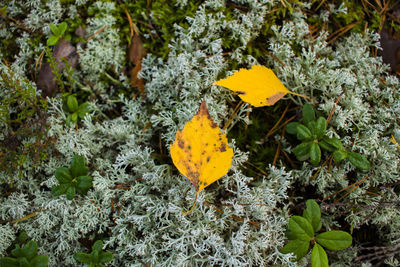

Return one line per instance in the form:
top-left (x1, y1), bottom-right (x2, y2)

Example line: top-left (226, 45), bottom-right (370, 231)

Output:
top-left (129, 33), bottom-right (146, 95)
top-left (170, 101), bottom-right (233, 214)
top-left (37, 40), bottom-right (78, 97)
top-left (214, 65), bottom-right (307, 107)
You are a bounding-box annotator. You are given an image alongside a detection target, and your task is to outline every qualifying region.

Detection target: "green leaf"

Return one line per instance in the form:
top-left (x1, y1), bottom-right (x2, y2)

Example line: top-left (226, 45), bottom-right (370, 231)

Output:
top-left (302, 103), bottom-right (315, 124)
top-left (318, 139), bottom-right (336, 152)
top-left (18, 231), bottom-right (29, 244)
top-left (333, 150), bottom-right (347, 162)
top-left (289, 216), bottom-right (314, 241)
top-left (92, 250), bottom-right (100, 263)
top-left (58, 22), bottom-right (67, 35)
top-left (17, 258), bottom-right (29, 267)
top-left (347, 152), bottom-right (370, 171)
top-left (67, 95), bottom-right (79, 113)
top-left (49, 24), bottom-right (60, 36)
top-left (286, 122), bottom-right (300, 135)
top-left (22, 240), bottom-right (38, 261)
top-left (92, 240), bottom-right (103, 252)
top-left (30, 255), bottom-right (49, 267)
top-left (71, 112), bottom-right (78, 122)
top-left (46, 35), bottom-right (59, 46)
top-left (302, 199), bottom-right (321, 232)
top-left (74, 252), bottom-right (92, 263)
top-left (11, 244), bottom-right (23, 258)
top-left (66, 186), bottom-right (76, 200)
top-left (296, 124), bottom-right (312, 140)
top-left (76, 176), bottom-right (93, 191)
top-left (78, 102), bottom-right (91, 119)
top-left (316, 230), bottom-right (352, 251)
top-left (293, 141), bottom-right (312, 161)
top-left (51, 184), bottom-right (70, 196)
top-left (321, 136), bottom-right (343, 150)
top-left (99, 251), bottom-right (113, 263)
top-left (310, 142), bottom-right (321, 165)
top-left (0, 257), bottom-right (19, 267)
top-left (54, 167), bottom-right (72, 183)
top-left (280, 239), bottom-right (310, 261)
top-left (88, 263), bottom-right (96, 267)
top-left (315, 117), bottom-right (327, 139)
top-left (285, 228), bottom-right (297, 240)
top-left (311, 243), bottom-right (328, 267)
top-left (306, 121), bottom-right (316, 136)
top-left (70, 155), bottom-right (89, 177)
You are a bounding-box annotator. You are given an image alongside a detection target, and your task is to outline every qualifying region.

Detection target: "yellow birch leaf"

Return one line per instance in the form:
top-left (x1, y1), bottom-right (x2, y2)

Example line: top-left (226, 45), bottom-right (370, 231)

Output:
top-left (170, 101), bottom-right (234, 214)
top-left (214, 65), bottom-right (307, 107)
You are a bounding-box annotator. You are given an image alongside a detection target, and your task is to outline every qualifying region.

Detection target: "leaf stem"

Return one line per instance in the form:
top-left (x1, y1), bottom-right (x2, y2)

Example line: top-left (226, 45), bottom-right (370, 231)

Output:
top-left (182, 191), bottom-right (199, 215)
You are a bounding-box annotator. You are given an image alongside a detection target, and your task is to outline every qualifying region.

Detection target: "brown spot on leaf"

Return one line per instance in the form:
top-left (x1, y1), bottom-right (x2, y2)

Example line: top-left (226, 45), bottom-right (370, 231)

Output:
top-left (266, 92), bottom-right (285, 105)
top-left (219, 144), bottom-right (226, 152)
top-left (206, 156), bottom-right (210, 162)
top-left (178, 139), bottom-right (185, 149)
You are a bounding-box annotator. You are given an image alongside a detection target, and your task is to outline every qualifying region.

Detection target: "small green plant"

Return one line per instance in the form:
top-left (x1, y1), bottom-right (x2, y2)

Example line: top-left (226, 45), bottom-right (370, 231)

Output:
top-left (286, 103), bottom-right (370, 170)
top-left (47, 22), bottom-right (68, 46)
top-left (0, 239), bottom-right (49, 267)
top-left (64, 95), bottom-right (91, 126)
top-left (52, 155), bottom-right (93, 200)
top-left (281, 199), bottom-right (352, 266)
top-left (74, 240), bottom-right (113, 267)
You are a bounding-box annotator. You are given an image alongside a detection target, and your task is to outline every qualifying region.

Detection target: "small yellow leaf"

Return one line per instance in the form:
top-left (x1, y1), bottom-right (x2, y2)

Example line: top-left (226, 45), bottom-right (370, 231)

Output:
top-left (170, 101), bottom-right (233, 214)
top-left (214, 65), bottom-right (307, 107)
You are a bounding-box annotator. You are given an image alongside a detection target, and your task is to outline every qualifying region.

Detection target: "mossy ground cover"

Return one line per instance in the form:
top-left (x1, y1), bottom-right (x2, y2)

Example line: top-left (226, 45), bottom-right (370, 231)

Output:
top-left (1, 0), bottom-right (400, 266)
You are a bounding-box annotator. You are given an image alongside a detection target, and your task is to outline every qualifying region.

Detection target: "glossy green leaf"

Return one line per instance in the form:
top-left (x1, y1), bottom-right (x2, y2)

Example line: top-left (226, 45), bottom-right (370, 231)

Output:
top-left (66, 186), bottom-right (76, 200)
top-left (49, 24), bottom-right (60, 36)
top-left (11, 245), bottom-right (23, 258)
top-left (22, 240), bottom-right (38, 261)
top-left (318, 139), bottom-right (336, 152)
top-left (302, 103), bottom-right (315, 124)
top-left (54, 167), bottom-right (72, 183)
top-left (315, 117), bottom-right (327, 139)
top-left (99, 251), bottom-right (113, 263)
top-left (78, 102), bottom-right (91, 119)
top-left (302, 199), bottom-right (321, 232)
top-left (46, 35), bottom-right (59, 46)
top-left (67, 95), bottom-right (79, 113)
top-left (306, 121), bottom-right (316, 136)
top-left (289, 216), bottom-right (314, 241)
top-left (74, 252), bottom-right (92, 263)
top-left (58, 22), bottom-right (67, 35)
top-left (293, 141), bottom-right (312, 160)
top-left (333, 150), bottom-right (347, 162)
top-left (285, 228), bottom-right (297, 240)
top-left (286, 122), bottom-right (300, 135)
top-left (280, 239), bottom-right (310, 261)
top-left (0, 257), bottom-right (19, 267)
top-left (72, 112), bottom-right (78, 122)
top-left (347, 152), bottom-right (370, 171)
top-left (76, 176), bottom-right (93, 191)
top-left (310, 142), bottom-right (321, 165)
top-left (92, 250), bottom-right (100, 263)
top-left (92, 240), bottom-right (103, 252)
top-left (30, 255), bottom-right (49, 267)
top-left (17, 258), bottom-right (29, 267)
top-left (316, 230), bottom-right (352, 251)
top-left (51, 184), bottom-right (70, 196)
top-left (70, 155), bottom-right (89, 177)
top-left (321, 136), bottom-right (343, 150)
top-left (311, 243), bottom-right (328, 267)
top-left (296, 124), bottom-right (312, 140)
top-left (18, 232), bottom-right (29, 244)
